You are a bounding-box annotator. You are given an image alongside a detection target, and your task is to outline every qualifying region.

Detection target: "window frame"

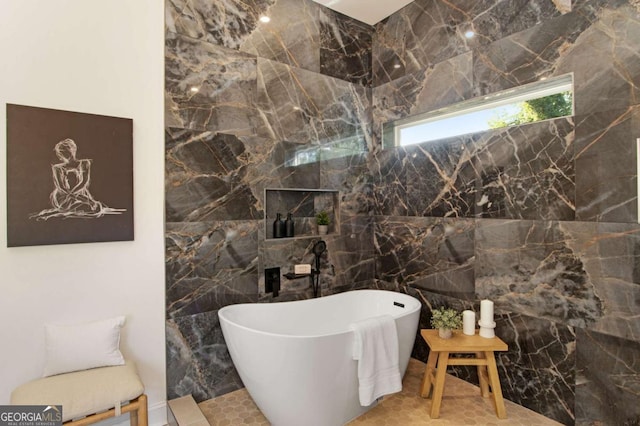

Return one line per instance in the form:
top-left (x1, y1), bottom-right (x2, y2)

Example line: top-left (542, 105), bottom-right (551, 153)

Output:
top-left (384, 73), bottom-right (574, 148)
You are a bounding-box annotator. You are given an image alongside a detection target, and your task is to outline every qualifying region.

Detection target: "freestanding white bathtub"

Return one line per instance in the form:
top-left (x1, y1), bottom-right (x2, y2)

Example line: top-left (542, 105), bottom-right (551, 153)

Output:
top-left (218, 289), bottom-right (421, 426)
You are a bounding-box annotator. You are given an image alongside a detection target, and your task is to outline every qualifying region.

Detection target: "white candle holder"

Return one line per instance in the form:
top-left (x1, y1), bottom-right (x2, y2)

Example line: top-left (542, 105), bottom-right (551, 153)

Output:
top-left (478, 320), bottom-right (496, 338)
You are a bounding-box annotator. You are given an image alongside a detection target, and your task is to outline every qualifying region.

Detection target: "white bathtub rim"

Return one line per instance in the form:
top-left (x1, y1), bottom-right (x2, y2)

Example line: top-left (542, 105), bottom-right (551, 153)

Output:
top-left (218, 289), bottom-right (421, 339)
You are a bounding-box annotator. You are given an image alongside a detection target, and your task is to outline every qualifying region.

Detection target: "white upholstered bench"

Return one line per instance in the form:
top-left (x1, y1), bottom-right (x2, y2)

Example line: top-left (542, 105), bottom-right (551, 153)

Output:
top-left (11, 361), bottom-right (147, 426)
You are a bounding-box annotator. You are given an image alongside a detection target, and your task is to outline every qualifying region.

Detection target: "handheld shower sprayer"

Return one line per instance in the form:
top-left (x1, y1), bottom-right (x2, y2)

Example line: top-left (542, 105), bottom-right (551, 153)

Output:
top-left (311, 240), bottom-right (326, 298)
top-left (313, 239), bottom-right (326, 269)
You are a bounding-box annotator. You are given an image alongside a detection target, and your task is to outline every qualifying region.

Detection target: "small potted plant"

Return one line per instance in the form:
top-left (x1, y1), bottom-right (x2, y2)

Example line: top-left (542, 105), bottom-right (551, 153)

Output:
top-left (316, 210), bottom-right (330, 235)
top-left (430, 307), bottom-right (462, 339)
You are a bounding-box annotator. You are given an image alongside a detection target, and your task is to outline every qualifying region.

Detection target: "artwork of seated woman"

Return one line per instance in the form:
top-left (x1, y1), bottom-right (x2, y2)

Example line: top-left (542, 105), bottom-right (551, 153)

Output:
top-left (30, 138), bottom-right (125, 220)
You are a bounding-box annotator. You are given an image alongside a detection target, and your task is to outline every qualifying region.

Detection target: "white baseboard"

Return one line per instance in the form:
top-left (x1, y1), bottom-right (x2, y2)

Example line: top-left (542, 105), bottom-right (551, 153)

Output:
top-left (148, 401), bottom-right (168, 426)
top-left (91, 401), bottom-right (167, 426)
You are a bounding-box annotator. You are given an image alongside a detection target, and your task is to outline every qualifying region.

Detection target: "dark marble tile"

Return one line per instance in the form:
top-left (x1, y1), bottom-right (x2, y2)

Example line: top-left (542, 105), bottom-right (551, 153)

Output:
top-left (165, 131), bottom-right (322, 227)
top-left (494, 312), bottom-right (576, 425)
top-left (241, 137), bottom-right (322, 205)
top-left (574, 106), bottom-right (639, 223)
top-left (165, 32), bottom-right (258, 134)
top-left (576, 328), bottom-right (640, 426)
top-left (404, 136), bottom-right (478, 218)
top-left (321, 153), bottom-right (372, 217)
top-left (475, 219), bottom-right (605, 329)
top-left (373, 0), bottom-right (568, 87)
top-left (559, 221), bottom-right (640, 342)
top-left (239, 0), bottom-right (321, 72)
top-left (571, 0), bottom-right (629, 16)
top-left (471, 118), bottom-right (575, 220)
top-left (330, 280), bottom-right (371, 296)
top-left (255, 58), bottom-right (370, 146)
top-left (329, 216), bottom-right (375, 289)
top-left (369, 279), bottom-right (404, 293)
top-left (166, 310), bottom-right (243, 402)
top-left (473, 11), bottom-right (590, 95)
top-left (166, 129), bottom-right (261, 222)
top-left (372, 0), bottom-right (468, 86)
top-left (560, 1), bottom-right (640, 115)
top-left (468, 0), bottom-right (569, 46)
top-left (375, 217), bottom-right (476, 299)
top-left (257, 287), bottom-right (315, 302)
top-left (477, 218), bottom-right (640, 342)
top-left (400, 118), bottom-right (575, 221)
top-left (369, 147), bottom-right (407, 216)
top-left (165, 0), bottom-right (273, 50)
top-left (166, 221), bottom-right (259, 319)
top-left (319, 8), bottom-right (372, 86)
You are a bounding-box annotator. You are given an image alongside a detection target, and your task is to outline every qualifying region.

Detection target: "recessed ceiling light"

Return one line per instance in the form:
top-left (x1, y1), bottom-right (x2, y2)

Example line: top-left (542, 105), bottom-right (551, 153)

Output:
top-left (259, 15), bottom-right (271, 23)
top-left (190, 87), bottom-right (199, 93)
top-left (464, 30), bottom-right (475, 39)
top-left (393, 63), bottom-right (401, 69)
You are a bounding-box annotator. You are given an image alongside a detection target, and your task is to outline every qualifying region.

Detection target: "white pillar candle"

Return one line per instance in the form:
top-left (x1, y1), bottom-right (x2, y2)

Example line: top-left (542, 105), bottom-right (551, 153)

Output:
top-left (462, 310), bottom-right (475, 335)
top-left (480, 299), bottom-right (494, 324)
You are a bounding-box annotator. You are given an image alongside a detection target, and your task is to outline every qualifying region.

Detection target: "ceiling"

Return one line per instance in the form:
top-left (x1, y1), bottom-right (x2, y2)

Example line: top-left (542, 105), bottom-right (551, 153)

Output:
top-left (311, 0), bottom-right (414, 25)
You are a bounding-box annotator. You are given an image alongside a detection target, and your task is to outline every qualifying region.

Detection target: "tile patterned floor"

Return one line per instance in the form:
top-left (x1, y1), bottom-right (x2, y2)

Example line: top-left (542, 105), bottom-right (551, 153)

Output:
top-left (198, 358), bottom-right (562, 425)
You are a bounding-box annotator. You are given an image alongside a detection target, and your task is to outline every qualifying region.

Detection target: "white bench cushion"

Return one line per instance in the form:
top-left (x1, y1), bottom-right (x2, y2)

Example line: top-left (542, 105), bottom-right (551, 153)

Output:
top-left (11, 361), bottom-right (144, 422)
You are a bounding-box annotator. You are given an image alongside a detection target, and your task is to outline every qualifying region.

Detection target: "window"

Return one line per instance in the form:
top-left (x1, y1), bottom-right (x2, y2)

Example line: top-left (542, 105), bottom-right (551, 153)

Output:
top-left (383, 74), bottom-right (574, 148)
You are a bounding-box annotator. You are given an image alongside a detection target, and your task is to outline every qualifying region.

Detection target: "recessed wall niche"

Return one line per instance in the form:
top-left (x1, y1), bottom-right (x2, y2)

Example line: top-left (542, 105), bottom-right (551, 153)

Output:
top-left (265, 188), bottom-right (340, 240)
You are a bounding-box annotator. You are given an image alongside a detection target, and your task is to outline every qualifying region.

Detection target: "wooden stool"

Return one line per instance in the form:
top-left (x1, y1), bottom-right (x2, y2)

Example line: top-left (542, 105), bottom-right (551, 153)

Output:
top-left (419, 329), bottom-right (508, 419)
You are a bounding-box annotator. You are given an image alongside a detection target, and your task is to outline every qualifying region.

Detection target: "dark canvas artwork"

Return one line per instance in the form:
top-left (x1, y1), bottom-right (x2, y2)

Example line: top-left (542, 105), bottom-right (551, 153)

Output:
top-left (6, 104), bottom-right (134, 247)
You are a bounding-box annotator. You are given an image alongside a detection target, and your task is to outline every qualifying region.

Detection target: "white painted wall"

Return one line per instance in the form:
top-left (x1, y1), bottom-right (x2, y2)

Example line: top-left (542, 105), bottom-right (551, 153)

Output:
top-left (0, 1), bottom-right (166, 424)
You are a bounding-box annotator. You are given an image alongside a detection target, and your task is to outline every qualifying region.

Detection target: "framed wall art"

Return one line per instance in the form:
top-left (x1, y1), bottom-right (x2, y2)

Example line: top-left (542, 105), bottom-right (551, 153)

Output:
top-left (6, 104), bottom-right (134, 247)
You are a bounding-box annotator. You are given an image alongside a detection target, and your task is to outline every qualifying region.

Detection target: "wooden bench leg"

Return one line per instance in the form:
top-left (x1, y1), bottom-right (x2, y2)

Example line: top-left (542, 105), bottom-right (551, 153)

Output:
top-left (420, 350), bottom-right (439, 398)
top-left (430, 351), bottom-right (449, 419)
top-left (485, 352), bottom-right (507, 419)
top-left (137, 394), bottom-right (148, 426)
top-left (130, 406), bottom-right (137, 426)
top-left (129, 394), bottom-right (148, 426)
top-left (476, 352), bottom-right (490, 398)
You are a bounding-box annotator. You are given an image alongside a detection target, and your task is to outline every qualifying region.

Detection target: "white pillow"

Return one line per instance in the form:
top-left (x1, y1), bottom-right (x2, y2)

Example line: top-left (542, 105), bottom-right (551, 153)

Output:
top-left (43, 316), bottom-right (126, 377)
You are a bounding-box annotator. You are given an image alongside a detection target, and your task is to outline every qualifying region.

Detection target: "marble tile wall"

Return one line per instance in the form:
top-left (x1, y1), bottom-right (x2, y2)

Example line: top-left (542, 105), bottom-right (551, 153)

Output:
top-left (166, 0), bottom-right (372, 86)
top-left (165, 0), bottom-right (640, 423)
top-left (372, 0), bottom-right (640, 424)
top-left (165, 0), bottom-right (375, 402)
top-left (372, 0), bottom-right (568, 87)
top-left (576, 328), bottom-right (640, 425)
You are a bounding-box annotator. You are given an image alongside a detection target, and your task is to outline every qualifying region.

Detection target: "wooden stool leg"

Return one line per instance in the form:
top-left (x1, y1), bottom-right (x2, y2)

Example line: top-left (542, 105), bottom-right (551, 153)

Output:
top-left (476, 352), bottom-right (490, 398)
top-left (420, 350), bottom-right (439, 398)
top-left (485, 352), bottom-right (507, 419)
top-left (430, 351), bottom-right (449, 419)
